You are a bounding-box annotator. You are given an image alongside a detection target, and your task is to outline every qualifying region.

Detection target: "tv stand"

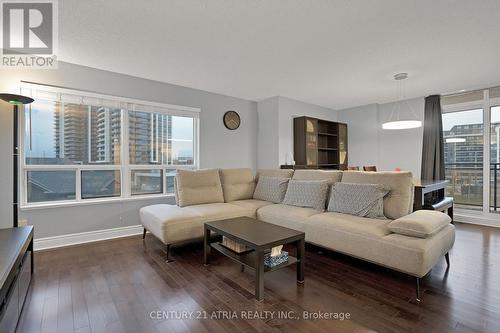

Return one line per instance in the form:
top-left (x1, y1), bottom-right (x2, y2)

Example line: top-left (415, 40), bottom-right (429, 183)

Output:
top-left (0, 226), bottom-right (34, 333)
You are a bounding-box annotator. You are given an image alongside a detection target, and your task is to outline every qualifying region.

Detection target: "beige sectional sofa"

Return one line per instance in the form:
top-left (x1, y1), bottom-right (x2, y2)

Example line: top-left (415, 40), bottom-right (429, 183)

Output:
top-left (140, 168), bottom-right (455, 300)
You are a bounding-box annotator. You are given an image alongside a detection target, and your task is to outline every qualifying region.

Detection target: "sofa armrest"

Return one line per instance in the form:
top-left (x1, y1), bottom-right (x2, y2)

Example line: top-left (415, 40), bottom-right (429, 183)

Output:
top-left (388, 210), bottom-right (451, 239)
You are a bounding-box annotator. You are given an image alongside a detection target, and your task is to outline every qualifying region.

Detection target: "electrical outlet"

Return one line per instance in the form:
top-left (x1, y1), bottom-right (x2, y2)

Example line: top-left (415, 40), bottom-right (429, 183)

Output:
top-left (18, 219), bottom-right (28, 227)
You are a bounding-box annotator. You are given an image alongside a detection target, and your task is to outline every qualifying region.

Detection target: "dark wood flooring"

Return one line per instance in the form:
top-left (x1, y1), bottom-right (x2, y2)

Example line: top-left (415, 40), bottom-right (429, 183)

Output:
top-left (16, 222), bottom-right (500, 333)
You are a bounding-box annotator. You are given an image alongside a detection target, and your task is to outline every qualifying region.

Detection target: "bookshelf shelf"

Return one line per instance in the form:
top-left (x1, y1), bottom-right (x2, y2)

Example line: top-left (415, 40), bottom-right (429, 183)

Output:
top-left (293, 117), bottom-right (348, 170)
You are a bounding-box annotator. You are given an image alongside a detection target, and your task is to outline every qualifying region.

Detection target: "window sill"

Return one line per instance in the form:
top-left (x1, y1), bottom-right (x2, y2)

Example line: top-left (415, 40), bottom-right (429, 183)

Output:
top-left (20, 194), bottom-right (175, 211)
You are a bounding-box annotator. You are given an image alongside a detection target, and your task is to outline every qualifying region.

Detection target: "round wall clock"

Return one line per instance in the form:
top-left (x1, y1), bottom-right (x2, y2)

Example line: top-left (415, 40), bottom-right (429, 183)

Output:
top-left (223, 111), bottom-right (240, 130)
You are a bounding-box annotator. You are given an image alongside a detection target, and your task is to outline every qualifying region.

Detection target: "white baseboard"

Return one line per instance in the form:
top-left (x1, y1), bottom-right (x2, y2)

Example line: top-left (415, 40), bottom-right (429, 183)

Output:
top-left (34, 225), bottom-right (144, 251)
top-left (32, 213), bottom-right (498, 251)
top-left (454, 213), bottom-right (500, 228)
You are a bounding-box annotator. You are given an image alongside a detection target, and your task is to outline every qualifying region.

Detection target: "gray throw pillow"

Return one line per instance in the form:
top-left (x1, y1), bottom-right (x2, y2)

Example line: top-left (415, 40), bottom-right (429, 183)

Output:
top-left (253, 176), bottom-right (289, 203)
top-left (283, 180), bottom-right (329, 211)
top-left (327, 182), bottom-right (390, 218)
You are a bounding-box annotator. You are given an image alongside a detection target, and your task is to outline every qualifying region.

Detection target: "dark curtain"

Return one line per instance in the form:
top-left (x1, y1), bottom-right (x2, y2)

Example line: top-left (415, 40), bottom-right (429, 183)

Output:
top-left (421, 95), bottom-right (445, 180)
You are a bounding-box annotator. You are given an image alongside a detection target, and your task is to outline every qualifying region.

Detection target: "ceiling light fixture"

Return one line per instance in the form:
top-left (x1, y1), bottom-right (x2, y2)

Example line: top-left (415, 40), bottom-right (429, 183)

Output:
top-left (446, 137), bottom-right (466, 143)
top-left (382, 73), bottom-right (422, 130)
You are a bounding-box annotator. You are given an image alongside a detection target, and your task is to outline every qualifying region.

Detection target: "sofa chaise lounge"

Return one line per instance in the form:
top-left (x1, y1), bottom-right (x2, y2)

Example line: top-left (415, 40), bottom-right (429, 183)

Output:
top-left (140, 168), bottom-right (455, 300)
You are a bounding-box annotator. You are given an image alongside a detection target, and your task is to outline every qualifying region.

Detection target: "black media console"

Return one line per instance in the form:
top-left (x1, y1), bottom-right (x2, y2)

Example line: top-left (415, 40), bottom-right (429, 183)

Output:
top-left (0, 226), bottom-right (34, 333)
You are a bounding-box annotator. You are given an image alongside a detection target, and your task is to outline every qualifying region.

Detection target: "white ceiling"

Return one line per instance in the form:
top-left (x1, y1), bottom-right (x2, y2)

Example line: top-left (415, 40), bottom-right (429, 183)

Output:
top-left (59, 0), bottom-right (500, 110)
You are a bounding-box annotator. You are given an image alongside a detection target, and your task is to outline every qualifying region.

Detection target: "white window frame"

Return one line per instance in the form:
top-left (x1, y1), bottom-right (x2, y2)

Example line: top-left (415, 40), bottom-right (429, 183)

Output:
top-left (19, 82), bottom-right (200, 209)
top-left (442, 89), bottom-right (500, 225)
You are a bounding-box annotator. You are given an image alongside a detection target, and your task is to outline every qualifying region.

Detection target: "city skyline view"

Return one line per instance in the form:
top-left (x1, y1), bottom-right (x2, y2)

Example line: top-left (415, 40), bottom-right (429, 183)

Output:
top-left (443, 106), bottom-right (500, 164)
top-left (442, 106), bottom-right (500, 212)
top-left (24, 99), bottom-right (194, 165)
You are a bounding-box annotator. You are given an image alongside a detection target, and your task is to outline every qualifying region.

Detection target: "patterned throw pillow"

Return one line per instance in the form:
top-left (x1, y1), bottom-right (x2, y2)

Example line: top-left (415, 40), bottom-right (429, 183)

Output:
top-left (253, 176), bottom-right (289, 203)
top-left (282, 180), bottom-right (330, 211)
top-left (327, 182), bottom-right (390, 218)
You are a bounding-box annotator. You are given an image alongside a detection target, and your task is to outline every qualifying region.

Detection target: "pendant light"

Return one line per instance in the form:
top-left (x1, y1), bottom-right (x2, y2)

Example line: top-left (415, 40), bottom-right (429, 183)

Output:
top-left (382, 73), bottom-right (422, 130)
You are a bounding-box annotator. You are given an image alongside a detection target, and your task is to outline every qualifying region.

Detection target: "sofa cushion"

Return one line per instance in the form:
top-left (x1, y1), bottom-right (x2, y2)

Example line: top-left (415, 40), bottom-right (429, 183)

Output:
top-left (292, 169), bottom-right (342, 184)
top-left (327, 182), bottom-right (389, 218)
top-left (139, 204), bottom-right (204, 244)
top-left (341, 171), bottom-right (413, 219)
top-left (307, 212), bottom-right (391, 238)
top-left (388, 210), bottom-right (451, 238)
top-left (229, 199), bottom-right (274, 218)
top-left (219, 168), bottom-right (256, 202)
top-left (253, 176), bottom-right (289, 203)
top-left (381, 225), bottom-right (455, 276)
top-left (283, 180), bottom-right (329, 211)
top-left (176, 169), bottom-right (224, 207)
top-left (184, 203), bottom-right (252, 221)
top-left (305, 213), bottom-right (455, 277)
top-left (257, 204), bottom-right (322, 231)
top-left (256, 169), bottom-right (294, 181)
top-left (140, 202), bottom-right (254, 245)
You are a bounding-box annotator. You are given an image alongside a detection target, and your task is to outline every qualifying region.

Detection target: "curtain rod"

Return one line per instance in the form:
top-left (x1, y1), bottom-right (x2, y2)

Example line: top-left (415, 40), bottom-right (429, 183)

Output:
top-left (441, 84), bottom-right (500, 97)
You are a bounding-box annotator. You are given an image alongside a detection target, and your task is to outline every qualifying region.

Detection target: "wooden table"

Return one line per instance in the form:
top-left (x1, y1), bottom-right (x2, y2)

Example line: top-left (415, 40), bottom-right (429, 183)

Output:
top-left (203, 217), bottom-right (305, 301)
top-left (413, 179), bottom-right (454, 221)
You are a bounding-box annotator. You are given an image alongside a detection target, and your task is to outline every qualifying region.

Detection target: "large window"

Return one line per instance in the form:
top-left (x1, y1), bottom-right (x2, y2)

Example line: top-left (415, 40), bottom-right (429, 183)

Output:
top-left (20, 84), bottom-right (199, 206)
top-left (442, 87), bottom-right (500, 216)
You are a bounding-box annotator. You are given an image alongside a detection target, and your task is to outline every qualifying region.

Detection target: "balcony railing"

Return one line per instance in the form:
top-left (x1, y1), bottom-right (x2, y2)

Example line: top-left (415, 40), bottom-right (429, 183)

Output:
top-left (445, 162), bottom-right (500, 212)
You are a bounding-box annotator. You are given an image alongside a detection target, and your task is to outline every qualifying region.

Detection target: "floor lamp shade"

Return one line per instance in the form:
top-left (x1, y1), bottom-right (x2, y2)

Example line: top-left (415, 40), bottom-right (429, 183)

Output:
top-left (0, 93), bottom-right (34, 105)
top-left (0, 93), bottom-right (34, 227)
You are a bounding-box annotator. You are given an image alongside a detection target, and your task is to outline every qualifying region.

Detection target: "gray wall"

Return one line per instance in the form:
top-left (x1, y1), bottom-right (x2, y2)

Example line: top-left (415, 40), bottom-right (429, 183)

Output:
top-left (257, 96), bottom-right (337, 168)
top-left (0, 62), bottom-right (258, 237)
top-left (257, 97), bottom-right (280, 169)
top-left (338, 104), bottom-right (380, 168)
top-left (338, 97), bottom-right (424, 177)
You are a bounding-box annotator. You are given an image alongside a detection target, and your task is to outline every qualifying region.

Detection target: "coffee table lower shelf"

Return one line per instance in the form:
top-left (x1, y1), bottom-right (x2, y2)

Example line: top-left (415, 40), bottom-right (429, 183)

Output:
top-left (203, 217), bottom-right (305, 301)
top-left (211, 242), bottom-right (298, 273)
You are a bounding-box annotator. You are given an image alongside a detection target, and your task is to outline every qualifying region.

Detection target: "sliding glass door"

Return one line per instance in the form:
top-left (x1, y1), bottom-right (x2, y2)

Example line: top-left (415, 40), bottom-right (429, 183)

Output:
top-left (490, 105), bottom-right (500, 213)
top-left (442, 87), bottom-right (500, 220)
top-left (442, 109), bottom-right (484, 211)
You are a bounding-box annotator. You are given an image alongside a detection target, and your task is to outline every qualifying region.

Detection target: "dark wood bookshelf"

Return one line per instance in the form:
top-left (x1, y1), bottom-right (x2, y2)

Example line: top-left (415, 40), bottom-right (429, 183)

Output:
top-left (293, 116), bottom-right (348, 170)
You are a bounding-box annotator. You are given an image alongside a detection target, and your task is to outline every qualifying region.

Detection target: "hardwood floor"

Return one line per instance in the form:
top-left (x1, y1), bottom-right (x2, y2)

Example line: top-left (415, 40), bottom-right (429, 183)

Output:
top-left (17, 222), bottom-right (500, 333)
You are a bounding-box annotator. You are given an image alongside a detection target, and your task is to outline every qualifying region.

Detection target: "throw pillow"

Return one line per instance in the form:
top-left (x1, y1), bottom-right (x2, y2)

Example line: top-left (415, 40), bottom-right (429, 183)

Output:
top-left (327, 182), bottom-right (390, 218)
top-left (282, 180), bottom-right (329, 211)
top-left (253, 176), bottom-right (289, 203)
top-left (388, 210), bottom-right (451, 238)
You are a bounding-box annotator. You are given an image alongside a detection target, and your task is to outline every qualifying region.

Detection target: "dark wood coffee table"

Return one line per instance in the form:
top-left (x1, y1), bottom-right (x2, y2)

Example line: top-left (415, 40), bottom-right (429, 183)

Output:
top-left (203, 217), bottom-right (305, 301)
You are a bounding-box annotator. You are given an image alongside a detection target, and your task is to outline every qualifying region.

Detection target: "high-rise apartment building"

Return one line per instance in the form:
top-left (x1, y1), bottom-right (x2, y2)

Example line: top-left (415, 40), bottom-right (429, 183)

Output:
top-left (443, 123), bottom-right (484, 166)
top-left (444, 122), bottom-right (500, 166)
top-left (54, 103), bottom-right (89, 163)
top-left (90, 107), bottom-right (121, 164)
top-left (54, 104), bottom-right (121, 164)
top-left (53, 105), bottom-right (193, 165)
top-left (129, 111), bottom-right (170, 164)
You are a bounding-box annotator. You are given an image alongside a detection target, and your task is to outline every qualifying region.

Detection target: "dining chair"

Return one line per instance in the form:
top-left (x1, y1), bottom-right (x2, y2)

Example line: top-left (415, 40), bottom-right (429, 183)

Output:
top-left (363, 165), bottom-right (377, 171)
